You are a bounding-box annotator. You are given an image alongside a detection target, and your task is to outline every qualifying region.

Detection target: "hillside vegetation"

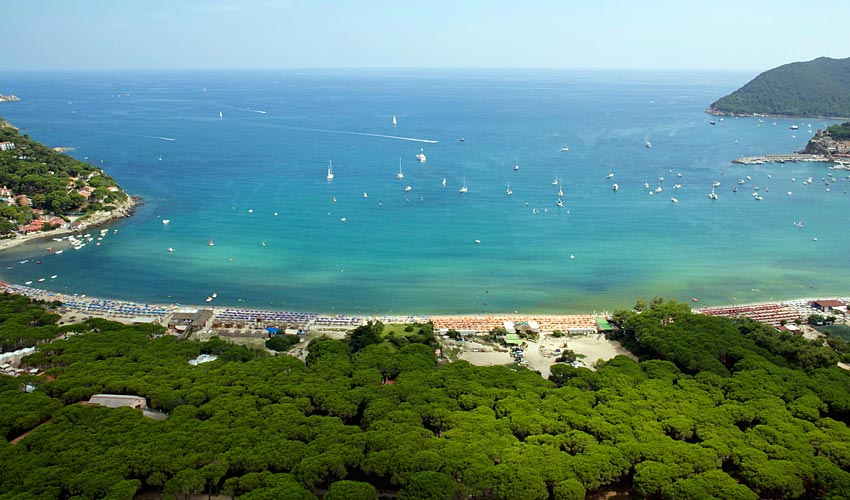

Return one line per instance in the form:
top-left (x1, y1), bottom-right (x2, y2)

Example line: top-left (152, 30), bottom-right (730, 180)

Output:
top-left (0, 117), bottom-right (128, 233)
top-left (708, 57), bottom-right (850, 118)
top-left (2, 296), bottom-right (850, 499)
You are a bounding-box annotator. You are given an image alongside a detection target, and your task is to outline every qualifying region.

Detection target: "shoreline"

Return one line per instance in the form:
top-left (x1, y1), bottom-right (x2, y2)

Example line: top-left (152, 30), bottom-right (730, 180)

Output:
top-left (705, 108), bottom-right (850, 121)
top-left (1, 281), bottom-right (845, 333)
top-left (0, 195), bottom-right (140, 253)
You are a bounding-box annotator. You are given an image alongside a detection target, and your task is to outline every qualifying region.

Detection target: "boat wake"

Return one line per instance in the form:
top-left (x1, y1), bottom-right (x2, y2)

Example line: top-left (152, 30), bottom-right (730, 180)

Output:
top-left (292, 126), bottom-right (438, 143)
top-left (136, 135), bottom-right (176, 141)
top-left (248, 109), bottom-right (268, 114)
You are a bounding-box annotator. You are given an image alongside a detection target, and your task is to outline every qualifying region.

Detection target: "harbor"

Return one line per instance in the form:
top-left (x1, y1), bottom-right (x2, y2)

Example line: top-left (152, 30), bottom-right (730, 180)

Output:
top-left (732, 153), bottom-right (830, 164)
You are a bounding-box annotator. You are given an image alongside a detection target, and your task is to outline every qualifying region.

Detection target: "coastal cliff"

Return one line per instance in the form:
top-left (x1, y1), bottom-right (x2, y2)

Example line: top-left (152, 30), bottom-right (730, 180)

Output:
top-left (708, 57), bottom-right (850, 119)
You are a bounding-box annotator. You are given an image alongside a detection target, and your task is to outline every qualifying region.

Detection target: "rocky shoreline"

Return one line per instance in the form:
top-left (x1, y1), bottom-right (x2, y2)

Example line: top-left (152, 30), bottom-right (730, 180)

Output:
top-left (705, 107), bottom-right (850, 121)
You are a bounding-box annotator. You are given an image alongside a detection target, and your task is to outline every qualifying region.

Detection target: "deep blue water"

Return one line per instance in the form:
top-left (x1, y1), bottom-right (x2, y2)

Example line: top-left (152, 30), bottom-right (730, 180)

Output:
top-left (0, 69), bottom-right (847, 314)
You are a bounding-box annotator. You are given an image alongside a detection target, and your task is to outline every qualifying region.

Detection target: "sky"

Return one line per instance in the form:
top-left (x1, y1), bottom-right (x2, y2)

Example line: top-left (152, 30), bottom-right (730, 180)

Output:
top-left (3, 0), bottom-right (848, 72)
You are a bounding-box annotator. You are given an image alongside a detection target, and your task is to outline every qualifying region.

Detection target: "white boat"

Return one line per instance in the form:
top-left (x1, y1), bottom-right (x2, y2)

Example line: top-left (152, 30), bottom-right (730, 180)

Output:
top-left (670, 197), bottom-right (678, 203)
top-left (514, 158), bottom-right (519, 171)
top-left (709, 187), bottom-right (718, 200)
top-left (416, 148), bottom-right (427, 163)
top-left (790, 124), bottom-right (799, 130)
top-left (645, 141), bottom-right (652, 148)
top-left (327, 160), bottom-right (334, 180)
top-left (459, 177), bottom-right (468, 193)
top-left (712, 181), bottom-right (721, 188)
top-left (55, 250), bottom-right (63, 254)
top-left (606, 167), bottom-right (614, 178)
top-left (404, 185), bottom-right (412, 192)
top-left (363, 192), bottom-right (368, 198)
top-left (397, 158), bottom-right (404, 180)
top-left (441, 178), bottom-right (447, 187)
top-left (50, 275), bottom-right (57, 279)
top-left (673, 184), bottom-right (681, 190)
top-left (392, 115), bottom-right (397, 126)
top-left (506, 182), bottom-right (512, 196)
top-left (644, 181), bottom-right (650, 189)
top-left (158, 155), bottom-right (162, 161)
top-left (556, 198), bottom-right (564, 207)
top-left (560, 139), bottom-right (569, 152)
top-left (209, 239), bottom-right (214, 246)
top-left (557, 184), bottom-right (564, 198)
top-left (219, 111), bottom-right (223, 119)
top-left (655, 186), bottom-right (663, 193)
top-left (612, 183), bottom-right (619, 191)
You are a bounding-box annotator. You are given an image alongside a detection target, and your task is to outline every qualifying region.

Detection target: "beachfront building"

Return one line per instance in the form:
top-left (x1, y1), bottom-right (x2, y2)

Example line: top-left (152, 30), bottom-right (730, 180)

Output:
top-left (0, 141), bottom-right (15, 151)
top-left (86, 394), bottom-right (147, 409)
top-left (167, 308), bottom-right (213, 336)
top-left (811, 300), bottom-right (847, 314)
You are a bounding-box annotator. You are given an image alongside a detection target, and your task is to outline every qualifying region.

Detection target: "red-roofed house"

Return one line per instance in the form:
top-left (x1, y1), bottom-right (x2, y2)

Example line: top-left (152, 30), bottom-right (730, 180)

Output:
top-left (812, 300), bottom-right (847, 314)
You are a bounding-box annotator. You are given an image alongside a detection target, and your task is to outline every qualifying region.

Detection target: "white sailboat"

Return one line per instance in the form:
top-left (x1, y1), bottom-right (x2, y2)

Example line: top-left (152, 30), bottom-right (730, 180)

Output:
top-left (396, 158), bottom-right (404, 180)
top-left (556, 198), bottom-right (564, 207)
top-left (612, 183), bottom-right (619, 192)
top-left (219, 111), bottom-right (223, 119)
top-left (441, 178), bottom-right (447, 187)
top-left (606, 167), bottom-right (614, 178)
top-left (560, 138), bottom-right (569, 152)
top-left (506, 182), bottom-right (513, 196)
top-left (514, 158), bottom-right (519, 171)
top-left (459, 177), bottom-right (468, 193)
top-left (709, 186), bottom-right (718, 200)
top-left (392, 115), bottom-right (397, 126)
top-left (416, 148), bottom-right (427, 163)
top-left (557, 181), bottom-right (564, 198)
top-left (326, 161), bottom-right (334, 180)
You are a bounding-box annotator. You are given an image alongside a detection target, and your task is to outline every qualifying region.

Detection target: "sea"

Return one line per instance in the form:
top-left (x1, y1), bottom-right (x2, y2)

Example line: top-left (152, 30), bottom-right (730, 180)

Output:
top-left (0, 69), bottom-right (848, 315)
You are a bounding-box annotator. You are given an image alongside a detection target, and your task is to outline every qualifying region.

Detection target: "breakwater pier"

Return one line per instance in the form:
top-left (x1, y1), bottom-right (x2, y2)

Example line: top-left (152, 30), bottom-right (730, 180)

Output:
top-left (732, 153), bottom-right (829, 165)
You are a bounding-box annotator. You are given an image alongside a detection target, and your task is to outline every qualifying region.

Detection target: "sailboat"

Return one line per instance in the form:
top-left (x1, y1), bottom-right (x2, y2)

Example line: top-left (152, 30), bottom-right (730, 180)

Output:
top-left (709, 186), bottom-right (718, 200)
top-left (392, 115), bottom-right (397, 126)
top-left (506, 182), bottom-right (513, 196)
top-left (612, 183), bottom-right (619, 192)
top-left (416, 148), bottom-right (427, 163)
top-left (514, 158), bottom-right (519, 171)
top-left (556, 198), bottom-right (564, 207)
top-left (560, 138), bottom-right (569, 152)
top-left (459, 177), bottom-right (468, 193)
top-left (219, 111), bottom-right (223, 119)
top-left (209, 239), bottom-right (214, 247)
top-left (396, 158), bottom-right (404, 180)
top-left (557, 181), bottom-right (564, 198)
top-left (326, 161), bottom-right (334, 181)
top-left (441, 178), bottom-right (447, 187)
top-left (606, 167), bottom-right (614, 178)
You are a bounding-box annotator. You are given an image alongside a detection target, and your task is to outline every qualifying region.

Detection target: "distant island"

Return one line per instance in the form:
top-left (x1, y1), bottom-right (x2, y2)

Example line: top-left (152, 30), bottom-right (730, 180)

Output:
top-left (0, 115), bottom-right (135, 247)
top-left (708, 56), bottom-right (850, 119)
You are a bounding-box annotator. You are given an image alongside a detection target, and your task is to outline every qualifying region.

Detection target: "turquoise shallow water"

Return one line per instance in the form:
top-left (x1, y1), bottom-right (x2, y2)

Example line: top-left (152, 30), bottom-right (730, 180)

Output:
top-left (0, 69), bottom-right (848, 314)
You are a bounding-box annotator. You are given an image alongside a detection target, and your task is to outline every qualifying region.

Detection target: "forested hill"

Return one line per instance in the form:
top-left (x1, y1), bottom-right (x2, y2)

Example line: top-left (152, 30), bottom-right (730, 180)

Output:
top-left (0, 116), bottom-right (128, 233)
top-left (2, 295), bottom-right (850, 499)
top-left (708, 57), bottom-right (850, 118)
